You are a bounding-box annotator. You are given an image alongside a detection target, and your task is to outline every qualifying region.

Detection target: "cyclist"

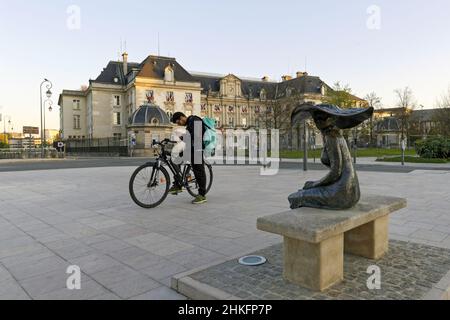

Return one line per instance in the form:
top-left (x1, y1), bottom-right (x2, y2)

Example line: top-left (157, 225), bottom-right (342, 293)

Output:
top-left (170, 112), bottom-right (208, 204)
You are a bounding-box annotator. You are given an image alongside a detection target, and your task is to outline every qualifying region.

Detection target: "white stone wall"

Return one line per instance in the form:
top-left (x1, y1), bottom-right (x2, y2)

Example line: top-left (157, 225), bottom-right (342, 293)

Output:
top-left (134, 83), bottom-right (202, 116)
top-left (60, 94), bottom-right (88, 139)
top-left (90, 86), bottom-right (127, 138)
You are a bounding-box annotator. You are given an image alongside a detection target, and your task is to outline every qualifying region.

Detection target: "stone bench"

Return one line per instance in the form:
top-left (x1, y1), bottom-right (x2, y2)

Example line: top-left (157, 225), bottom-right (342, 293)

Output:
top-left (257, 194), bottom-right (407, 292)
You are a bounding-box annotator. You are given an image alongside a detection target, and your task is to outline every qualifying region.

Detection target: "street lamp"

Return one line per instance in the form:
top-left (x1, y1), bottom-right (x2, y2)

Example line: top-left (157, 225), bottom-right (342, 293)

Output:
top-left (2, 115), bottom-right (11, 145)
top-left (43, 99), bottom-right (53, 149)
top-left (353, 127), bottom-right (358, 164)
top-left (303, 119), bottom-right (308, 171)
top-left (419, 105), bottom-right (425, 139)
top-left (40, 79), bottom-right (53, 157)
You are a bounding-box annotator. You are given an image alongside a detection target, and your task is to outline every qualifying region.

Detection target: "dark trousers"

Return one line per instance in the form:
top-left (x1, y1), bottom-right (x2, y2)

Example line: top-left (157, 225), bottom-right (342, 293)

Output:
top-left (192, 162), bottom-right (207, 197)
top-left (192, 150), bottom-right (206, 197)
top-left (173, 151), bottom-right (207, 197)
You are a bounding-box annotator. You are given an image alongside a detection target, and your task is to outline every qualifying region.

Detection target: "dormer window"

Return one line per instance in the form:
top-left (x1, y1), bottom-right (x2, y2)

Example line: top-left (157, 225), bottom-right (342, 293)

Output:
top-left (260, 89), bottom-right (267, 101)
top-left (164, 65), bottom-right (174, 82)
top-left (321, 85), bottom-right (327, 96)
top-left (286, 88), bottom-right (292, 97)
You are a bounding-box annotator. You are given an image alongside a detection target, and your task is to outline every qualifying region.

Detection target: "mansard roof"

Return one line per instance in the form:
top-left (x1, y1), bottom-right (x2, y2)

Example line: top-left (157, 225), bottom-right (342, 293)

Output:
top-left (191, 72), bottom-right (328, 99)
top-left (92, 55), bottom-right (196, 85)
top-left (375, 117), bottom-right (401, 132)
top-left (93, 61), bottom-right (140, 85)
top-left (136, 56), bottom-right (197, 82)
top-left (88, 55), bottom-right (365, 103)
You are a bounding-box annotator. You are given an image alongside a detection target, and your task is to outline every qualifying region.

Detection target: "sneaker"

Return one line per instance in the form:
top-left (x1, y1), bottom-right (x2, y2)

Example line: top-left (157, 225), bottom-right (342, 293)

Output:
top-left (192, 195), bottom-right (207, 204)
top-left (169, 185), bottom-right (183, 195)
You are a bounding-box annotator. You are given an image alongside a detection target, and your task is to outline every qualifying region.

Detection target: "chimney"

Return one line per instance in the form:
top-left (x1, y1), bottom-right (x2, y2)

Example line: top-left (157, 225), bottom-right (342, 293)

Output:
top-left (296, 71), bottom-right (308, 78)
top-left (262, 76), bottom-right (270, 82)
top-left (282, 75), bottom-right (293, 81)
top-left (122, 52), bottom-right (128, 75)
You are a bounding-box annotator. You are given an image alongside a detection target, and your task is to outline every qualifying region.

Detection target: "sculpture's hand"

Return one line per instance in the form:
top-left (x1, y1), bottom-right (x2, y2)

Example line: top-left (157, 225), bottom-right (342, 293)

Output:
top-left (303, 181), bottom-right (317, 190)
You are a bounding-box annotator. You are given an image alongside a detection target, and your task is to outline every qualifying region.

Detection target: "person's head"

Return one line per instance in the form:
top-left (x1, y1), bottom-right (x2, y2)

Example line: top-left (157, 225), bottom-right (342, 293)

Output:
top-left (312, 111), bottom-right (336, 131)
top-left (171, 112), bottom-right (188, 126)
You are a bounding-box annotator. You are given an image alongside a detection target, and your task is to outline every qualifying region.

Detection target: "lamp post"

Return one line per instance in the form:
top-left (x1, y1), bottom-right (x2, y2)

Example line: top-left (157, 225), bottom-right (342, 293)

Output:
top-left (303, 119), bottom-right (308, 171)
top-left (3, 115), bottom-right (11, 145)
top-left (353, 127), bottom-right (358, 164)
top-left (419, 105), bottom-right (425, 139)
top-left (40, 79), bottom-right (53, 157)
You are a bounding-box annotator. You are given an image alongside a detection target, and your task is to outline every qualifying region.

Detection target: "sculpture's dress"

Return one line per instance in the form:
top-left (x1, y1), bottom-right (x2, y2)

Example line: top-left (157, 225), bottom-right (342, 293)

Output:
top-left (289, 130), bottom-right (360, 210)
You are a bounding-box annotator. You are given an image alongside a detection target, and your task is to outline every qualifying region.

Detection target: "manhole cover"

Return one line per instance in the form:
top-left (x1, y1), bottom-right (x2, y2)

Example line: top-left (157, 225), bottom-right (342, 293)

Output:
top-left (238, 255), bottom-right (267, 266)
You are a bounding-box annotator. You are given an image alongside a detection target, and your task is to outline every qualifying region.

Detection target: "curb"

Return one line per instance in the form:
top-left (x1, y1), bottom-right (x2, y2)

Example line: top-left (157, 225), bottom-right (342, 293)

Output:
top-left (171, 243), bottom-right (280, 300)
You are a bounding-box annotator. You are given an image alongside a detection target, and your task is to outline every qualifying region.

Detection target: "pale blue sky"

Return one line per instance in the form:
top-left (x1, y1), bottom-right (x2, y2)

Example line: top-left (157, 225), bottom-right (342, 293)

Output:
top-left (1, 0), bottom-right (449, 132)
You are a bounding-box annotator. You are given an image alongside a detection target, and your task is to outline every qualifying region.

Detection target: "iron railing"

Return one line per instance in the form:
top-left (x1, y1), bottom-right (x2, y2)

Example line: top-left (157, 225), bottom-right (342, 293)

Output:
top-left (65, 137), bottom-right (128, 156)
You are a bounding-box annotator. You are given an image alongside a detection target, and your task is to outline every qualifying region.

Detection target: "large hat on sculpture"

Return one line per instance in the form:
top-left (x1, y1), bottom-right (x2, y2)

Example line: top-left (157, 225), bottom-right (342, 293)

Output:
top-left (291, 103), bottom-right (374, 129)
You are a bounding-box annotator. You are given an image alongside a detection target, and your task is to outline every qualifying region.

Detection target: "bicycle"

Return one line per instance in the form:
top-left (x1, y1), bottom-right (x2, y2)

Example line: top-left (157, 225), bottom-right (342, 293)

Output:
top-left (129, 139), bottom-right (213, 209)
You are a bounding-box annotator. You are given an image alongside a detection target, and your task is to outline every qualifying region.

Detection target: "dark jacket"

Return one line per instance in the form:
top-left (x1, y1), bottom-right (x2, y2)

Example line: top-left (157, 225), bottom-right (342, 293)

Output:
top-left (185, 115), bottom-right (207, 151)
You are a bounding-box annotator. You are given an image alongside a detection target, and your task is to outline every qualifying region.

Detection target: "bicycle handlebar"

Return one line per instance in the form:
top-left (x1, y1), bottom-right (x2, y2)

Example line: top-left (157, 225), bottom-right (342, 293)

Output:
top-left (152, 139), bottom-right (178, 147)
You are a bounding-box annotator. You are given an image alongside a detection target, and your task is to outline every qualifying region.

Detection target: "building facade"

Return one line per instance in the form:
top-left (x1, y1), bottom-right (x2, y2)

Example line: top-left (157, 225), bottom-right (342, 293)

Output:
top-left (59, 53), bottom-right (366, 150)
top-left (372, 107), bottom-right (441, 147)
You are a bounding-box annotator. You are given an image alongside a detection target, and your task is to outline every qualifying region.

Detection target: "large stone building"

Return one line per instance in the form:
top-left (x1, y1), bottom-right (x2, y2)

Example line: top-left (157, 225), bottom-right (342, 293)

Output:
top-left (373, 107), bottom-right (440, 147)
top-left (58, 53), bottom-right (366, 150)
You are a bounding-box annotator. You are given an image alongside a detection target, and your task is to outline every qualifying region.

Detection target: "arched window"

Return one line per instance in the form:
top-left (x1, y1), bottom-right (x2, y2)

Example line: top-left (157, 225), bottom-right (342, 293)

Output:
top-left (151, 118), bottom-right (159, 125)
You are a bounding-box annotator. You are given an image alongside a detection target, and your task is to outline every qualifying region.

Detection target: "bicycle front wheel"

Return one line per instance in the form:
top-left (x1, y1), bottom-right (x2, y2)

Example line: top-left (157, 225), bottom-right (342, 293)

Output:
top-left (129, 164), bottom-right (170, 209)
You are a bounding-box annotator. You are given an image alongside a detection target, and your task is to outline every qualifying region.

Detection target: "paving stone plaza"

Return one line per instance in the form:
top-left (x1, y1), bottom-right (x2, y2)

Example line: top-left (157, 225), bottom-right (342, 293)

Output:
top-left (1, 164), bottom-right (450, 300)
top-left (188, 241), bottom-right (450, 300)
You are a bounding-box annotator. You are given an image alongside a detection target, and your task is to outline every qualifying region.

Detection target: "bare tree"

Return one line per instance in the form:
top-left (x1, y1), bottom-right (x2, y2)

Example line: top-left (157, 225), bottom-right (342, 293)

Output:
top-left (254, 88), bottom-right (306, 150)
top-left (364, 92), bottom-right (382, 146)
top-left (324, 82), bottom-right (362, 141)
top-left (394, 87), bottom-right (416, 146)
top-left (433, 87), bottom-right (450, 137)
top-left (324, 82), bottom-right (357, 108)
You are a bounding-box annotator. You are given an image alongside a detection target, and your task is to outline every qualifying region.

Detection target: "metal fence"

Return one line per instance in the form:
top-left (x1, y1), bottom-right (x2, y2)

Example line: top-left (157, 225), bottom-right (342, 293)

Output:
top-left (65, 138), bottom-right (128, 156)
top-left (0, 148), bottom-right (64, 159)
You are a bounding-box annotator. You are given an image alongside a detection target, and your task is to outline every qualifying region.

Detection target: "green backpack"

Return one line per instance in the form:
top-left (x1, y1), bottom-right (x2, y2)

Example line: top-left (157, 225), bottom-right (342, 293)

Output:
top-left (202, 117), bottom-right (217, 156)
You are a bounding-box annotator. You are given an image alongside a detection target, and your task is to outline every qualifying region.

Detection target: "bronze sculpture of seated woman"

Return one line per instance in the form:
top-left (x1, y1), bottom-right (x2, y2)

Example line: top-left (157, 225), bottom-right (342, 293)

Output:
top-left (288, 104), bottom-right (374, 210)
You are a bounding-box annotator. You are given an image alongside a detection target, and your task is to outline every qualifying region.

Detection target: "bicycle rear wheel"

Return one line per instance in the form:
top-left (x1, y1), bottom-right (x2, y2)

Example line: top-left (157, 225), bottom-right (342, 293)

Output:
top-left (129, 164), bottom-right (170, 208)
top-left (185, 163), bottom-right (213, 197)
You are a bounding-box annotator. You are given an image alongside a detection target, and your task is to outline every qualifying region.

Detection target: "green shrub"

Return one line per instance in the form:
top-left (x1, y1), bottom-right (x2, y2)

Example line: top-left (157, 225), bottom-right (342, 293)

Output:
top-left (415, 137), bottom-right (450, 159)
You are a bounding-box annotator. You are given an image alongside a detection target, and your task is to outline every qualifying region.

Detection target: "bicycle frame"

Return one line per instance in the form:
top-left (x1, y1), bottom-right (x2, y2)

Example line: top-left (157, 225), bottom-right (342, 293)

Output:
top-left (146, 145), bottom-right (191, 187)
